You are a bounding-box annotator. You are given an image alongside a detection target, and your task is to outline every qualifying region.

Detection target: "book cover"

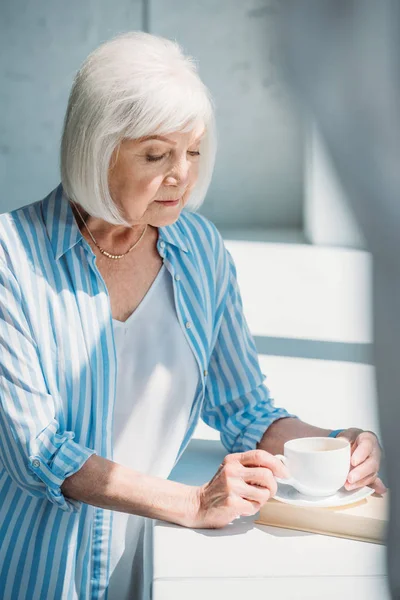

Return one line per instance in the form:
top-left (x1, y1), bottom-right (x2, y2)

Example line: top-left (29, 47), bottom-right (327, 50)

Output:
top-left (255, 494), bottom-right (388, 544)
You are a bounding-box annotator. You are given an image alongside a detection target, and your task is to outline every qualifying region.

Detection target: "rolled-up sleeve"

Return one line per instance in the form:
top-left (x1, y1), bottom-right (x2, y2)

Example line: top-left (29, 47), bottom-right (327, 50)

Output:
top-left (201, 244), bottom-right (296, 453)
top-left (0, 259), bottom-right (95, 512)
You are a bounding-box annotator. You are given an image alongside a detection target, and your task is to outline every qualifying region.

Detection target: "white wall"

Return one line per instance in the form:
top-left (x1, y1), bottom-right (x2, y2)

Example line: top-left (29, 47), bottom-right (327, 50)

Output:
top-left (304, 125), bottom-right (367, 250)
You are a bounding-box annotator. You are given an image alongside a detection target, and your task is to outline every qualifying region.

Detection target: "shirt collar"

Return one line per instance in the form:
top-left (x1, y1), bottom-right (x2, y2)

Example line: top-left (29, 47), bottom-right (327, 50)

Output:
top-left (158, 218), bottom-right (190, 253)
top-left (42, 184), bottom-right (83, 261)
top-left (42, 184), bottom-right (190, 260)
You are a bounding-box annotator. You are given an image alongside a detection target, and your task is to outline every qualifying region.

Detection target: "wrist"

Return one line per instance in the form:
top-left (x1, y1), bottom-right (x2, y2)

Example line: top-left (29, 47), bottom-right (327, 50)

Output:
top-left (169, 484), bottom-right (201, 528)
top-left (148, 479), bottom-right (200, 527)
top-left (328, 429), bottom-right (345, 438)
top-left (339, 427), bottom-right (382, 451)
top-left (179, 485), bottom-right (202, 528)
top-left (336, 427), bottom-right (363, 442)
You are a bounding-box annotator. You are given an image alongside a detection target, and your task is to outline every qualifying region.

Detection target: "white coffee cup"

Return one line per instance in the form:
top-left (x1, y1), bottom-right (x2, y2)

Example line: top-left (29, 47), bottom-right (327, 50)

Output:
top-left (275, 436), bottom-right (351, 497)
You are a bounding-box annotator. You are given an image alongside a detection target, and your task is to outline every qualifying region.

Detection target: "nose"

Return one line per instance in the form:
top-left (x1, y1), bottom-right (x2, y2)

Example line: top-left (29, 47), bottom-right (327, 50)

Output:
top-left (164, 156), bottom-right (190, 186)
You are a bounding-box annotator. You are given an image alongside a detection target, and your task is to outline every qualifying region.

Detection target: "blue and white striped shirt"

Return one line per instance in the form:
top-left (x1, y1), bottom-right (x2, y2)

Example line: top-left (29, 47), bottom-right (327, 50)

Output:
top-left (0, 185), bottom-right (291, 599)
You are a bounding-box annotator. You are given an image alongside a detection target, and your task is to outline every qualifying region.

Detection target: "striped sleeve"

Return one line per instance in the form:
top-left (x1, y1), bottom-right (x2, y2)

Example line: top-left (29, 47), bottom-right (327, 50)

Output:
top-left (201, 243), bottom-right (295, 453)
top-left (0, 259), bottom-right (95, 512)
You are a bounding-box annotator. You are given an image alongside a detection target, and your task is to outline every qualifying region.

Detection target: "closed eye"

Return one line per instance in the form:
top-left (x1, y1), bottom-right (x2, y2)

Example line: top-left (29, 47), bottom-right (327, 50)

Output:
top-left (146, 154), bottom-right (166, 162)
top-left (146, 150), bottom-right (201, 162)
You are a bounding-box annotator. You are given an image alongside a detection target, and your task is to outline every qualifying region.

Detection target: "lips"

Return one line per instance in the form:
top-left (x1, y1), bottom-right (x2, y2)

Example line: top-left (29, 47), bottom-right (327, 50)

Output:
top-left (155, 198), bottom-right (181, 206)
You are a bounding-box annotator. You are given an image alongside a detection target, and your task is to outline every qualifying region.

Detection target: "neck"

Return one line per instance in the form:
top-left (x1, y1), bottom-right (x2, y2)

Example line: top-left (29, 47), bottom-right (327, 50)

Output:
top-left (71, 202), bottom-right (152, 253)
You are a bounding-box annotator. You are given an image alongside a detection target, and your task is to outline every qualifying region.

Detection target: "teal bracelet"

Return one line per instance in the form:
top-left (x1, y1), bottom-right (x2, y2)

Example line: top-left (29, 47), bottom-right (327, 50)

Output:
top-left (328, 429), bottom-right (345, 438)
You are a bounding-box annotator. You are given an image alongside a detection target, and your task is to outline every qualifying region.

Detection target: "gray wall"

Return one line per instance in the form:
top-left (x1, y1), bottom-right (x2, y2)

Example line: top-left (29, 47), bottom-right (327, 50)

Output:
top-left (0, 0), bottom-right (304, 230)
top-left (0, 0), bottom-right (142, 214)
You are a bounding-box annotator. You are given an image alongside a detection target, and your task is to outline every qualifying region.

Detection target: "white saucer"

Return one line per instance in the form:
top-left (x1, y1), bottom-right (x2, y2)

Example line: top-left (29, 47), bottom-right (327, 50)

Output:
top-left (274, 482), bottom-right (375, 508)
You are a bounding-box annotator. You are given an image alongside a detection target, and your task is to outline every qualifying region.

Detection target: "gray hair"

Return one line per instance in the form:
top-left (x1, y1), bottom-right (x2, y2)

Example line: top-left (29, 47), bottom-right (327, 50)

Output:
top-left (60, 31), bottom-right (216, 225)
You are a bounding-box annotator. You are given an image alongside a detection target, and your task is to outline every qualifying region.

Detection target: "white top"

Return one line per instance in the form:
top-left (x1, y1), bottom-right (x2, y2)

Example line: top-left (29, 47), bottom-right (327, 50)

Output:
top-left (107, 264), bottom-right (200, 600)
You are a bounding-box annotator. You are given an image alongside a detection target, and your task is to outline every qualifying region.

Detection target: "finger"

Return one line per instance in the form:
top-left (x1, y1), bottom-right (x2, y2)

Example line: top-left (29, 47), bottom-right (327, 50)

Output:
top-left (233, 450), bottom-right (289, 478)
top-left (237, 498), bottom-right (262, 517)
top-left (347, 457), bottom-right (379, 485)
top-left (241, 467), bottom-right (278, 497)
top-left (371, 477), bottom-right (387, 495)
top-left (237, 480), bottom-right (271, 505)
top-left (351, 436), bottom-right (375, 467)
top-left (345, 472), bottom-right (379, 491)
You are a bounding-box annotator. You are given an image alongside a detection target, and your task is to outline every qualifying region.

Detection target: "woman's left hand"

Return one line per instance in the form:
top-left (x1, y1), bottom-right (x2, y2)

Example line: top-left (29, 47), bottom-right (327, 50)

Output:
top-left (339, 428), bottom-right (387, 494)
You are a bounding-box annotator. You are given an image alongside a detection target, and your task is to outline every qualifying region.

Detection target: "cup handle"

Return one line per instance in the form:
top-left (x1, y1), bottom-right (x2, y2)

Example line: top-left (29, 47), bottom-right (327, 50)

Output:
top-left (275, 454), bottom-right (294, 486)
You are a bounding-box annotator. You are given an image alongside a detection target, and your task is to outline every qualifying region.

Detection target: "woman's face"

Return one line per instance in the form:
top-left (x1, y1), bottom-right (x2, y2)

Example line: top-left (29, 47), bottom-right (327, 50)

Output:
top-left (108, 125), bottom-right (204, 227)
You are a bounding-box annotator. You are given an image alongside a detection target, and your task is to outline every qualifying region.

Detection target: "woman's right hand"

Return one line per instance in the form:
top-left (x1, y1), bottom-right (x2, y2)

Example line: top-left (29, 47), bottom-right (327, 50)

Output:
top-left (187, 449), bottom-right (289, 529)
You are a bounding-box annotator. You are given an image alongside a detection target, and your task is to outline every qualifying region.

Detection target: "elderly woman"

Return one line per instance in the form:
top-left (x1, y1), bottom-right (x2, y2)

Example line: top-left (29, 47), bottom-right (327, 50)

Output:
top-left (0, 32), bottom-right (384, 600)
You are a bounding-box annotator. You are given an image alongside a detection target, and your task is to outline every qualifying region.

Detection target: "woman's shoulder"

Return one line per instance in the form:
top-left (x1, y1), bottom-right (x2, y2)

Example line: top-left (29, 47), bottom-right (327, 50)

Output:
top-left (177, 209), bottom-right (225, 253)
top-left (0, 198), bottom-right (44, 267)
top-left (0, 197), bottom-right (44, 229)
top-left (173, 210), bottom-right (232, 284)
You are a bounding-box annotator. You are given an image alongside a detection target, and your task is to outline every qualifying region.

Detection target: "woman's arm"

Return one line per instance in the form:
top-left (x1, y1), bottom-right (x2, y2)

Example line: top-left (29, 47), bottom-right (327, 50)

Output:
top-left (201, 244), bottom-right (295, 454)
top-left (256, 417), bottom-right (333, 455)
top-left (0, 260), bottom-right (95, 512)
top-left (61, 454), bottom-right (197, 526)
top-left (61, 449), bottom-right (290, 529)
top-left (198, 235), bottom-right (385, 495)
top-left (0, 258), bottom-right (209, 526)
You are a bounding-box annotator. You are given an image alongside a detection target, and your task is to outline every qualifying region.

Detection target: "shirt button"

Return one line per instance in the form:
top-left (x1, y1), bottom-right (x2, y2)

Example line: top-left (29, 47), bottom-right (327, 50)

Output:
top-left (203, 369), bottom-right (208, 377)
top-left (31, 458), bottom-right (41, 469)
top-left (175, 274), bottom-right (181, 281)
top-left (185, 321), bottom-right (191, 329)
top-left (160, 241), bottom-right (166, 249)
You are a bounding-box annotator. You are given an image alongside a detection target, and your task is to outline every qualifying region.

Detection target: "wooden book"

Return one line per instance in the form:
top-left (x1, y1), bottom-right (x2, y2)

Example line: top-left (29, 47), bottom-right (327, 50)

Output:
top-left (255, 494), bottom-right (388, 544)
